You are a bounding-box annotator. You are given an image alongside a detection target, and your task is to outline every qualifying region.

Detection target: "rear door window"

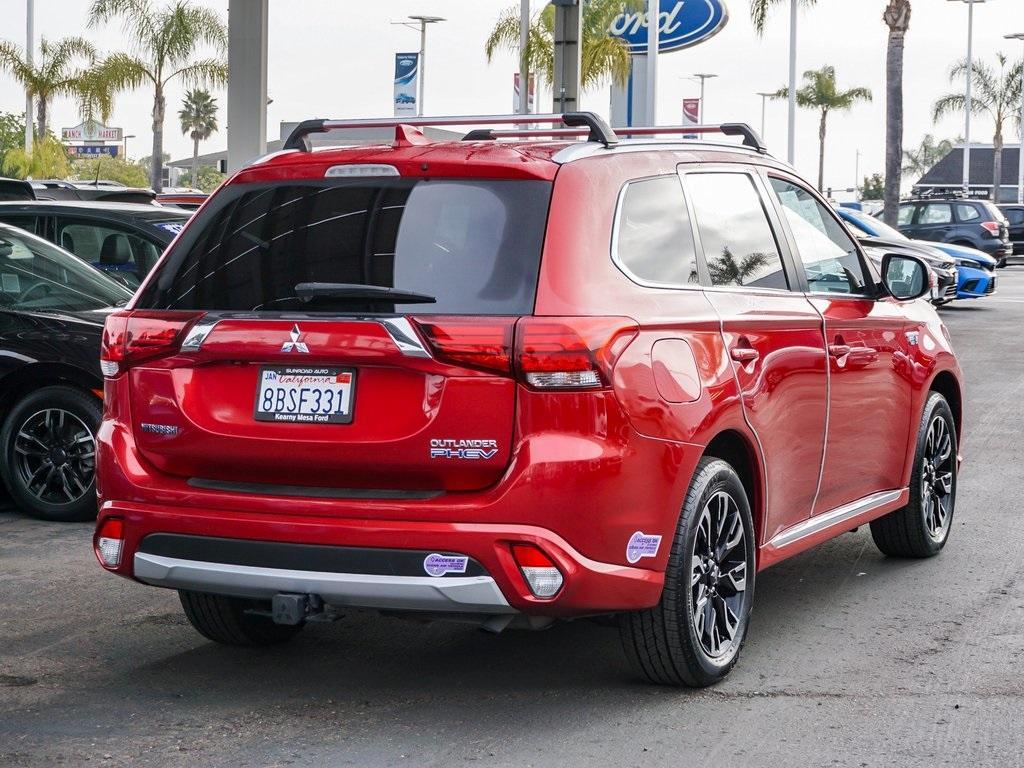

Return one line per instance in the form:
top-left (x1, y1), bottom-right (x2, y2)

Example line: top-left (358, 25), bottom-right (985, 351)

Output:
top-left (685, 172), bottom-right (789, 290)
top-left (140, 179), bottom-right (552, 315)
top-left (613, 176), bottom-right (699, 286)
top-left (897, 205), bottom-right (915, 226)
top-left (920, 204), bottom-right (953, 225)
top-left (955, 203), bottom-right (980, 222)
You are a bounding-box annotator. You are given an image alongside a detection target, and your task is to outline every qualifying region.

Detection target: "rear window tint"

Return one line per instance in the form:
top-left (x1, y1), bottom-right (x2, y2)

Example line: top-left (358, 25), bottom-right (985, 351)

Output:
top-left (138, 179), bottom-right (552, 315)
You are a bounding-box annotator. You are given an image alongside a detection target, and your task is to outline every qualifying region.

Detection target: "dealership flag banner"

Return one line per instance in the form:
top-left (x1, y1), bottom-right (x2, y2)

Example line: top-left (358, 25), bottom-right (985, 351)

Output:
top-left (682, 98), bottom-right (700, 125)
top-left (394, 52), bottom-right (419, 117)
top-left (513, 73), bottom-right (536, 113)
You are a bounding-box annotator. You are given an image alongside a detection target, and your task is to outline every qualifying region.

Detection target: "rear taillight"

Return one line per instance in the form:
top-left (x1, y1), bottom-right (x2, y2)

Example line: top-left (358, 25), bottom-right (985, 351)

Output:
top-left (413, 316), bottom-right (515, 374)
top-left (100, 310), bottom-right (205, 377)
top-left (94, 518), bottom-right (124, 569)
top-left (514, 317), bottom-right (638, 390)
top-left (980, 221), bottom-right (1001, 236)
top-left (412, 316), bottom-right (637, 390)
top-left (511, 544), bottom-right (563, 598)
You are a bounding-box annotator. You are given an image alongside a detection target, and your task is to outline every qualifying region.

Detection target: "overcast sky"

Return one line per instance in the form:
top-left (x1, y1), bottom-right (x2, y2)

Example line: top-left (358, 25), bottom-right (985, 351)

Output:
top-left (1, 0), bottom-right (1022, 191)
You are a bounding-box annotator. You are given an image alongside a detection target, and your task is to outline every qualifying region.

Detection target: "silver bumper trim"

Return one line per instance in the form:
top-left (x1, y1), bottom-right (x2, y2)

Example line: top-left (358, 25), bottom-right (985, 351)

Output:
top-left (134, 553), bottom-right (514, 614)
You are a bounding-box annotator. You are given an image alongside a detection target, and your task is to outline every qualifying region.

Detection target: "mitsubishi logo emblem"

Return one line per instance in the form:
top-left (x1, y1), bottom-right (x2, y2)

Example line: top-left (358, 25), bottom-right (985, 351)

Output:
top-left (281, 324), bottom-right (309, 353)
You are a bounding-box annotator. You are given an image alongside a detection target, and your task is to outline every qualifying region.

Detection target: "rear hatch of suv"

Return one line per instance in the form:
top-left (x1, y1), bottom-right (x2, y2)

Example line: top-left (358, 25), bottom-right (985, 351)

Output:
top-left (104, 174), bottom-right (553, 494)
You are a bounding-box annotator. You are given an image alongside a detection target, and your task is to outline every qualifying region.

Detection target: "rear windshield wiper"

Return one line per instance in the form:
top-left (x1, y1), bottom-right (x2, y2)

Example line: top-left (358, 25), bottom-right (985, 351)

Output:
top-left (294, 282), bottom-right (436, 304)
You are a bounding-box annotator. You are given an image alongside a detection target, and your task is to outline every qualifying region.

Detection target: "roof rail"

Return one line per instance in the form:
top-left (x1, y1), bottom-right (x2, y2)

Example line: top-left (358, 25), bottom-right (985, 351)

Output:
top-left (282, 112), bottom-right (619, 151)
top-left (460, 122), bottom-right (769, 154)
top-left (617, 123), bottom-right (768, 153)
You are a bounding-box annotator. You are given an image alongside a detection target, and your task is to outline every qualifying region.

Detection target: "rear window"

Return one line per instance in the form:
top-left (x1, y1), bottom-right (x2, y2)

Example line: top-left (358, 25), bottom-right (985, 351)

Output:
top-left (138, 178), bottom-right (552, 315)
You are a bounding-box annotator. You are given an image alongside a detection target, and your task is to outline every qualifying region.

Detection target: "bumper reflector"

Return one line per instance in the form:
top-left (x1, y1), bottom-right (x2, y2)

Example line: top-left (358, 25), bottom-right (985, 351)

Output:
top-left (95, 518), bottom-right (124, 568)
top-left (511, 544), bottom-right (564, 598)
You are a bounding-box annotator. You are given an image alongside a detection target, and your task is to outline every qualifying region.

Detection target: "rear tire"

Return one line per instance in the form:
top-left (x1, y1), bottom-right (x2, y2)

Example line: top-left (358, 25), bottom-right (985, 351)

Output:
top-left (0, 386), bottom-right (101, 522)
top-left (619, 457), bottom-right (756, 687)
top-left (870, 392), bottom-right (957, 558)
top-left (179, 591), bottom-right (305, 646)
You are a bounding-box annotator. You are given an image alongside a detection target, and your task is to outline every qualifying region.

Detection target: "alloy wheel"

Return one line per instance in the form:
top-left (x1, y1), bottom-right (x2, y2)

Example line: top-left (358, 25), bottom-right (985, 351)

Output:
top-left (13, 409), bottom-right (96, 505)
top-left (691, 490), bottom-right (748, 659)
top-left (921, 414), bottom-right (954, 542)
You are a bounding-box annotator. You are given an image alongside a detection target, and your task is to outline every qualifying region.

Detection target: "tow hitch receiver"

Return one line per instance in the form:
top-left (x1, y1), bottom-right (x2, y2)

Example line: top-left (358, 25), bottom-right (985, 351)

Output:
top-left (272, 593), bottom-right (316, 625)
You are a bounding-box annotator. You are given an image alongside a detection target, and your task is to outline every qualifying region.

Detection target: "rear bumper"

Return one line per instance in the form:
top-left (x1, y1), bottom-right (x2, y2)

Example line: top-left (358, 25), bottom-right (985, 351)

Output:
top-left (97, 499), bottom-right (670, 618)
top-left (134, 552), bottom-right (513, 614)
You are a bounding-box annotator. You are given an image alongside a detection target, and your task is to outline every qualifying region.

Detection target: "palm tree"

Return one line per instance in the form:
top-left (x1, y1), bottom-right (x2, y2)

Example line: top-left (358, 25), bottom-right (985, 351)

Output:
top-left (933, 53), bottom-right (1023, 202)
top-left (179, 89), bottom-right (218, 187)
top-left (749, 0), bottom-right (817, 35)
top-left (774, 65), bottom-right (872, 192)
top-left (485, 0), bottom-right (640, 93)
top-left (0, 36), bottom-right (100, 139)
top-left (882, 0), bottom-right (911, 226)
top-left (902, 134), bottom-right (955, 180)
top-left (88, 0), bottom-right (228, 192)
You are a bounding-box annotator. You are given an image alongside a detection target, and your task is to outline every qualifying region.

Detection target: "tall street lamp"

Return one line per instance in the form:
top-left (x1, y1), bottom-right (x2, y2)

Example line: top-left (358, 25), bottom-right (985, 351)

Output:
top-left (757, 91), bottom-right (774, 140)
top-left (692, 73), bottom-right (718, 122)
top-left (948, 0), bottom-right (991, 197)
top-left (646, 0), bottom-right (659, 125)
top-left (787, 0), bottom-right (797, 164)
top-left (24, 0), bottom-right (34, 153)
top-left (518, 0), bottom-right (530, 115)
top-left (1005, 32), bottom-right (1024, 204)
top-left (406, 15), bottom-right (445, 117)
top-left (123, 134), bottom-right (136, 161)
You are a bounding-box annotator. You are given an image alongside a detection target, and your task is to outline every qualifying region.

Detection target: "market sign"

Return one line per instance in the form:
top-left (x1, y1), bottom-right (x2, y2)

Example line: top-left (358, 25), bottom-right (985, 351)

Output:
top-left (609, 0), bottom-right (729, 55)
top-left (67, 145), bottom-right (120, 158)
top-left (61, 121), bottom-right (123, 142)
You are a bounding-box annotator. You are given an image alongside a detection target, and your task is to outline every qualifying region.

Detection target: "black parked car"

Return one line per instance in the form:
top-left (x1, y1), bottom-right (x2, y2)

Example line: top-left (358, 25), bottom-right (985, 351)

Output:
top-left (999, 204), bottom-right (1024, 264)
top-left (30, 179), bottom-right (156, 205)
top-left (898, 198), bottom-right (1012, 266)
top-left (0, 222), bottom-right (132, 521)
top-left (0, 201), bottom-right (188, 289)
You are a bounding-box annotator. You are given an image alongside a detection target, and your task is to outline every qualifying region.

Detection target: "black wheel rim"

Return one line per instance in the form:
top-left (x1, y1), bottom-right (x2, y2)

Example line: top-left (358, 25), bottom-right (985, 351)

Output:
top-left (921, 414), bottom-right (954, 542)
top-left (13, 408), bottom-right (95, 505)
top-left (691, 490), bottom-right (748, 660)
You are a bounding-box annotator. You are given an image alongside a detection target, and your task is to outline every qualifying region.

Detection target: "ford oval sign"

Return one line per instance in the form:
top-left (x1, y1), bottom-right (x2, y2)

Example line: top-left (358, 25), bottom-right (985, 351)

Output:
top-left (609, 0), bottom-right (729, 55)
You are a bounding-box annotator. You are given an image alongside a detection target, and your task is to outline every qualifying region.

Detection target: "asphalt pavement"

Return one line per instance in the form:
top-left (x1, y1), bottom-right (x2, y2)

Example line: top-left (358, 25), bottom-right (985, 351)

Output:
top-left (2, 271), bottom-right (1023, 767)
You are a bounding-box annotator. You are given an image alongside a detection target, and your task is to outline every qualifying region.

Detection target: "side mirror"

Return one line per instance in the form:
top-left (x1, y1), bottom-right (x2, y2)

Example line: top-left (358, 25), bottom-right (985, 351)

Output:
top-left (881, 253), bottom-right (931, 301)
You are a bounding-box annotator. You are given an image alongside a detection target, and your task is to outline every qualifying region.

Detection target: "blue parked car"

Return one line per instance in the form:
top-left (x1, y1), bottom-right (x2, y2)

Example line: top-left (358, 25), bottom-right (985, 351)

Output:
top-left (836, 207), bottom-right (997, 300)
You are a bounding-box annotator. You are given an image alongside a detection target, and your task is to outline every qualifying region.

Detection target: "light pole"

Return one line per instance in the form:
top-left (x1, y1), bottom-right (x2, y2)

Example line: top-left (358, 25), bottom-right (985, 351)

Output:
top-left (787, 0), bottom-right (797, 164)
top-left (123, 134), bottom-right (135, 161)
top-left (757, 91), bottom-right (774, 140)
top-left (406, 15), bottom-right (445, 117)
top-left (646, 0), bottom-right (659, 125)
top-left (948, 0), bottom-right (990, 197)
top-left (518, 0), bottom-right (530, 115)
top-left (1005, 32), bottom-right (1024, 204)
top-left (24, 0), bottom-right (34, 153)
top-left (692, 73), bottom-right (718, 122)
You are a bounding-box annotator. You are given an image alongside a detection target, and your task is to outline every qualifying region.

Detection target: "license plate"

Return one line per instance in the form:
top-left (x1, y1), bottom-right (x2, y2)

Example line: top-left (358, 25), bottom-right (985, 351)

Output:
top-left (254, 366), bottom-right (355, 424)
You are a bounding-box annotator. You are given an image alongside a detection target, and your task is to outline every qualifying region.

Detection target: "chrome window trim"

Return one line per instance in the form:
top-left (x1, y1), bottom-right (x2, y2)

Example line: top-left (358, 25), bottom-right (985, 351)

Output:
top-left (609, 174), bottom-right (703, 291)
top-left (178, 316), bottom-right (431, 358)
top-left (179, 319), bottom-right (220, 351)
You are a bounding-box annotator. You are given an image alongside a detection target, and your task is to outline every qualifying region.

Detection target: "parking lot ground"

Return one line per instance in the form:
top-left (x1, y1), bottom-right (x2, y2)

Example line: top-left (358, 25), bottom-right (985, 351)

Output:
top-left (2, 273), bottom-right (1024, 768)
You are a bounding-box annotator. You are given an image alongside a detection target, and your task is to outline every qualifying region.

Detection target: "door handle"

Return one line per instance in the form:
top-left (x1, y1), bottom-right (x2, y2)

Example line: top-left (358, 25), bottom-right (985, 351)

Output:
top-left (828, 343), bottom-right (851, 358)
top-left (730, 347), bottom-right (760, 364)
